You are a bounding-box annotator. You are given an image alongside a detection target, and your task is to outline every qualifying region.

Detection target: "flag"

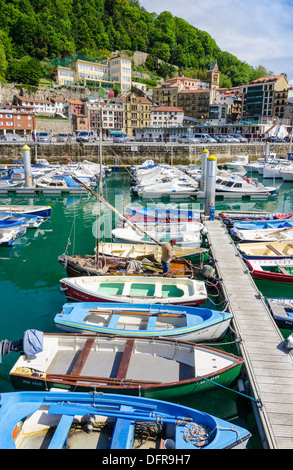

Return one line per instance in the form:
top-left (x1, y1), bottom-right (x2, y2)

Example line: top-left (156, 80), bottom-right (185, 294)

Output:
top-left (99, 85), bottom-right (106, 98)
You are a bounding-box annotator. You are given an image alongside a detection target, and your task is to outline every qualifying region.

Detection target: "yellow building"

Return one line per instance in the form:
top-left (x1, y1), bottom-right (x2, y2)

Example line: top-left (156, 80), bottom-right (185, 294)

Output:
top-left (56, 57), bottom-right (132, 92)
top-left (117, 93), bottom-right (152, 136)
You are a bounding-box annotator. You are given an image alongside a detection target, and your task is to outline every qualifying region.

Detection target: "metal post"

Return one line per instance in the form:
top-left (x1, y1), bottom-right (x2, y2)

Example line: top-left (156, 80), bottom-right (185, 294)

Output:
top-left (265, 141), bottom-right (269, 161)
top-left (200, 149), bottom-right (209, 192)
top-left (22, 145), bottom-right (33, 188)
top-left (204, 154), bottom-right (217, 216)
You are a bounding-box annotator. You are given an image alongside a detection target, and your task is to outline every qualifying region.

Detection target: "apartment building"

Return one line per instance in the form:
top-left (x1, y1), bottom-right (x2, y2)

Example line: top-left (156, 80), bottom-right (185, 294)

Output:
top-left (83, 100), bottom-right (124, 137)
top-left (151, 106), bottom-right (184, 126)
top-left (116, 93), bottom-right (152, 136)
top-left (13, 96), bottom-right (56, 115)
top-left (164, 76), bottom-right (209, 90)
top-left (56, 56), bottom-right (132, 92)
top-left (240, 74), bottom-right (289, 121)
top-left (178, 89), bottom-right (215, 120)
top-left (0, 105), bottom-right (36, 136)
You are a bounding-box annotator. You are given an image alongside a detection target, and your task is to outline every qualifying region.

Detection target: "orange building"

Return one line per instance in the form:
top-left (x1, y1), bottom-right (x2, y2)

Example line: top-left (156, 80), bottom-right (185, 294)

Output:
top-left (0, 105), bottom-right (36, 136)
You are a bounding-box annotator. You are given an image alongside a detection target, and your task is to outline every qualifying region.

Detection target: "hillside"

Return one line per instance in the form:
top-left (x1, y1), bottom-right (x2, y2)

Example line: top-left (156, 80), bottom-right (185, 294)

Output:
top-left (0, 0), bottom-right (272, 87)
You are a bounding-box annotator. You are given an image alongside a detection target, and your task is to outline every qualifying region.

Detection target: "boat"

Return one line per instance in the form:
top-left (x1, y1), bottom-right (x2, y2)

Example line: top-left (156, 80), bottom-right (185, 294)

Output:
top-left (0, 227), bottom-right (27, 247)
top-left (0, 211), bottom-right (45, 229)
top-left (7, 332), bottom-right (243, 398)
top-left (237, 240), bottom-right (293, 260)
top-left (57, 254), bottom-right (195, 278)
top-left (230, 225), bottom-right (293, 243)
top-left (266, 298), bottom-right (293, 329)
top-left (246, 258), bottom-right (293, 283)
top-left (125, 206), bottom-right (201, 223)
top-left (60, 275), bottom-right (208, 305)
top-left (233, 218), bottom-right (293, 231)
top-left (263, 161), bottom-right (292, 179)
top-left (0, 390), bottom-right (251, 449)
top-left (220, 211), bottom-right (293, 221)
top-left (215, 176), bottom-right (276, 196)
top-left (54, 302), bottom-right (233, 342)
top-left (225, 155), bottom-right (249, 169)
top-left (96, 241), bottom-right (209, 264)
top-left (279, 166), bottom-right (293, 182)
top-left (0, 205), bottom-right (51, 218)
top-left (112, 222), bottom-right (204, 247)
top-left (0, 214), bottom-right (29, 229)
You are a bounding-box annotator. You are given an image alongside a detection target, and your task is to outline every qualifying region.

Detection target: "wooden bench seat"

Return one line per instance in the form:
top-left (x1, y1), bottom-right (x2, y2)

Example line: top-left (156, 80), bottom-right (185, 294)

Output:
top-left (69, 338), bottom-right (95, 376)
top-left (116, 340), bottom-right (134, 380)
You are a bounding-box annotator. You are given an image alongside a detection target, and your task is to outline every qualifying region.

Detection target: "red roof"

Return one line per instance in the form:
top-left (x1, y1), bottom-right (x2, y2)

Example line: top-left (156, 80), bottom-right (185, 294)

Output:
top-left (151, 106), bottom-right (184, 112)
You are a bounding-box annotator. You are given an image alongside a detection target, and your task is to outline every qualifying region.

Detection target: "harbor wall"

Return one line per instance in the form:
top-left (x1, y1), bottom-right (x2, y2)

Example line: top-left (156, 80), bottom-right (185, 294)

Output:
top-left (0, 142), bottom-right (288, 166)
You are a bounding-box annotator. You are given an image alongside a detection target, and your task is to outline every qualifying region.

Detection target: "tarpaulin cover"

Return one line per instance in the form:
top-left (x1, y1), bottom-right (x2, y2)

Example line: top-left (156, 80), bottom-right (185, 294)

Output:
top-left (23, 330), bottom-right (44, 356)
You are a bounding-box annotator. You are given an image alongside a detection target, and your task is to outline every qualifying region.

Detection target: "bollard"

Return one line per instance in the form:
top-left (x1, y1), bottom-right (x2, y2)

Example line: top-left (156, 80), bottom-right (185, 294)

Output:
top-left (204, 154), bottom-right (217, 216)
top-left (200, 149), bottom-right (209, 192)
top-left (265, 141), bottom-right (269, 162)
top-left (22, 144), bottom-right (33, 188)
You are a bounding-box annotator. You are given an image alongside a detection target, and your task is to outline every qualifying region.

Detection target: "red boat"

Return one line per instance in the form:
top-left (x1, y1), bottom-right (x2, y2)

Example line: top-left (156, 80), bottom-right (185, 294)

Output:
top-left (246, 258), bottom-right (293, 283)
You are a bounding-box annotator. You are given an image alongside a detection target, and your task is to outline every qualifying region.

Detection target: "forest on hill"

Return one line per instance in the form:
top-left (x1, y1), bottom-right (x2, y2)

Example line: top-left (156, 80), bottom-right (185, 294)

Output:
top-left (0, 0), bottom-right (272, 88)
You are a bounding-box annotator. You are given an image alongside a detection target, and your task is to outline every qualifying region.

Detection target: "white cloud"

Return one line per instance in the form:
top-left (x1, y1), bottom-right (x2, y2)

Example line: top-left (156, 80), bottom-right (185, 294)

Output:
top-left (140, 0), bottom-right (293, 80)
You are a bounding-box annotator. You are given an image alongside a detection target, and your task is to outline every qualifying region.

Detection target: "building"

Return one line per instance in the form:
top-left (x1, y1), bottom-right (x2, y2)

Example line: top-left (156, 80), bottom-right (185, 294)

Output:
top-left (56, 56), bottom-right (132, 92)
top-left (207, 62), bottom-right (220, 89)
top-left (178, 89), bottom-right (216, 121)
top-left (13, 96), bottom-right (56, 115)
top-left (50, 98), bottom-right (67, 117)
top-left (151, 106), bottom-right (184, 127)
top-left (116, 93), bottom-right (152, 136)
top-left (152, 83), bottom-right (181, 108)
top-left (0, 105), bottom-right (36, 136)
top-left (83, 100), bottom-right (124, 137)
top-left (72, 114), bottom-right (89, 133)
top-left (164, 76), bottom-right (209, 90)
top-left (240, 74), bottom-right (289, 121)
top-left (65, 100), bottom-right (84, 119)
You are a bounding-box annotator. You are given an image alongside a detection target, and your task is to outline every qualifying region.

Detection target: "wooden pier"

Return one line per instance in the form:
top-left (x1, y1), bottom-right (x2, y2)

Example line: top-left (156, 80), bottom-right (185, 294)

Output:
top-left (205, 217), bottom-right (293, 449)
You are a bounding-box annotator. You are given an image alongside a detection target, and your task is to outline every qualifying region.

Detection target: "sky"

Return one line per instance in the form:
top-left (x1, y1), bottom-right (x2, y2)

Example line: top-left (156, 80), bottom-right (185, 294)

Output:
top-left (140, 0), bottom-right (293, 84)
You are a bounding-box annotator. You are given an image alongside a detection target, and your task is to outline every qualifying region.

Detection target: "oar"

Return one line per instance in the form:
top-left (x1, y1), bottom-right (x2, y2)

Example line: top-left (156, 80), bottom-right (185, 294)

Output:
top-left (256, 226), bottom-right (293, 239)
top-left (46, 373), bottom-right (162, 385)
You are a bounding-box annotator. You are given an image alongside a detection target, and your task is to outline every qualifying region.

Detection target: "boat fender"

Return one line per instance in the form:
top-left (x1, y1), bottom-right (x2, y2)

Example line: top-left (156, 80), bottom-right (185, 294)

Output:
top-left (283, 333), bottom-right (293, 353)
top-left (162, 439), bottom-right (175, 449)
top-left (85, 415), bottom-right (96, 434)
top-left (201, 227), bottom-right (208, 237)
top-left (201, 265), bottom-right (216, 280)
top-left (230, 227), bottom-right (240, 237)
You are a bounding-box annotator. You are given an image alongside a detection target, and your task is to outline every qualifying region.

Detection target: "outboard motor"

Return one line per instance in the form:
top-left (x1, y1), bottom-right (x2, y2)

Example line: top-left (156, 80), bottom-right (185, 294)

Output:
top-left (0, 329), bottom-right (43, 357)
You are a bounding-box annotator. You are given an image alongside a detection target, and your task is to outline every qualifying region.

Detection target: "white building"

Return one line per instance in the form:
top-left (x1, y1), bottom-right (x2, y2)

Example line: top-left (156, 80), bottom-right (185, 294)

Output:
top-left (151, 106), bottom-right (184, 127)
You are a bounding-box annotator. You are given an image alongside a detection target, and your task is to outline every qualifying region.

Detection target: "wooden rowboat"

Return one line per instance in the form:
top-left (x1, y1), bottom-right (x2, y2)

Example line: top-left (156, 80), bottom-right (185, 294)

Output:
top-left (266, 298), bottom-right (293, 329)
top-left (96, 241), bottom-right (209, 264)
top-left (9, 333), bottom-right (244, 398)
top-left (0, 391), bottom-right (251, 449)
top-left (246, 258), bottom-right (293, 283)
top-left (60, 275), bottom-right (208, 305)
top-left (54, 302), bottom-right (233, 342)
top-left (57, 254), bottom-right (195, 278)
top-left (237, 240), bottom-right (293, 259)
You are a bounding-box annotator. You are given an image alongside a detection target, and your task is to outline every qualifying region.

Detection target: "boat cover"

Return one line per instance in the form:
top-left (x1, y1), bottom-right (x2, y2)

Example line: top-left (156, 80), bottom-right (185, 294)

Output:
top-left (23, 330), bottom-right (43, 356)
top-left (63, 175), bottom-right (80, 187)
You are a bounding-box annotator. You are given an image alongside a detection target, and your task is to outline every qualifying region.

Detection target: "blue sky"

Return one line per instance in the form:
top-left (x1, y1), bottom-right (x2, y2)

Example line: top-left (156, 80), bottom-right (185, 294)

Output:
top-left (141, 0), bottom-right (293, 84)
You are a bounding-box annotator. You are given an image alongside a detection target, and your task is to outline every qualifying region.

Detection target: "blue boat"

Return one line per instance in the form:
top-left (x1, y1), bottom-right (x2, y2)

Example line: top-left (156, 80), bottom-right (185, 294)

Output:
top-left (0, 205), bottom-right (52, 219)
top-left (233, 219), bottom-right (293, 230)
top-left (0, 391), bottom-right (251, 449)
top-left (54, 302), bottom-right (233, 342)
top-left (267, 298), bottom-right (293, 329)
top-left (0, 215), bottom-right (28, 228)
top-left (126, 206), bottom-right (201, 221)
top-left (0, 211), bottom-right (44, 229)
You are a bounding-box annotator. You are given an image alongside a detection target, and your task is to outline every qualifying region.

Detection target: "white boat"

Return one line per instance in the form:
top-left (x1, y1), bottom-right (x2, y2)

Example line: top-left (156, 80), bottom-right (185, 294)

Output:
top-left (243, 154), bottom-right (277, 175)
top-left (112, 222), bottom-right (203, 247)
top-left (60, 275), bottom-right (208, 306)
top-left (0, 226), bottom-right (27, 246)
top-left (215, 176), bottom-right (276, 196)
top-left (279, 165), bottom-right (293, 182)
top-left (263, 160), bottom-right (292, 179)
top-left (231, 225), bottom-right (293, 243)
top-left (225, 155), bottom-right (249, 169)
top-left (0, 205), bottom-right (51, 218)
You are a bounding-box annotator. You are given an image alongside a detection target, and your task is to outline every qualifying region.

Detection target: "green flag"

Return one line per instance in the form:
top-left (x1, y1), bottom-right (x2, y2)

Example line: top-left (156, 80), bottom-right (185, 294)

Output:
top-left (99, 85), bottom-right (106, 98)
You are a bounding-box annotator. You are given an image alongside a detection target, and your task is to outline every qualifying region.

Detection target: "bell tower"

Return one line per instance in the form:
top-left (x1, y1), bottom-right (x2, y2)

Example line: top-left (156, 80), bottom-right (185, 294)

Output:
top-left (207, 62), bottom-right (220, 89)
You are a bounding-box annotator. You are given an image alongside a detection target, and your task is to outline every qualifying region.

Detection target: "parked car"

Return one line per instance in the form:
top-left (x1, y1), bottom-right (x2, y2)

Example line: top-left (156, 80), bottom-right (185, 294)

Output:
top-left (4, 133), bottom-right (23, 142)
top-left (221, 135), bottom-right (238, 143)
top-left (57, 133), bottom-right (69, 142)
top-left (229, 134), bottom-right (248, 143)
top-left (37, 132), bottom-right (52, 143)
top-left (76, 130), bottom-right (97, 142)
top-left (213, 135), bottom-right (226, 143)
top-left (113, 135), bottom-right (130, 143)
top-left (262, 136), bottom-right (285, 142)
top-left (178, 136), bottom-right (200, 144)
top-left (204, 134), bottom-right (217, 143)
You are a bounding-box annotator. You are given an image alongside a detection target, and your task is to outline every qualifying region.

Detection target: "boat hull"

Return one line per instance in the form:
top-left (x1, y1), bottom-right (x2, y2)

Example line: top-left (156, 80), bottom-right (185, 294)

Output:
top-left (60, 282), bottom-right (207, 306)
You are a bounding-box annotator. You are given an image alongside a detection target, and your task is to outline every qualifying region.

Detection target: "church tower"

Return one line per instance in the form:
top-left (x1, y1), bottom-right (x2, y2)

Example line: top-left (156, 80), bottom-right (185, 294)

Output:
top-left (207, 62), bottom-right (220, 89)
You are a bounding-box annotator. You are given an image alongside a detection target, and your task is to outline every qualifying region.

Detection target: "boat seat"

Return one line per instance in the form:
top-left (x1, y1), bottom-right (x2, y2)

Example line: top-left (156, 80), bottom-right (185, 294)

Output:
top-left (108, 313), bottom-right (120, 329)
top-left (266, 244), bottom-right (283, 256)
top-left (147, 315), bottom-right (157, 331)
top-left (47, 414), bottom-right (74, 449)
top-left (110, 405), bottom-right (135, 449)
top-left (116, 340), bottom-right (134, 380)
top-left (69, 338), bottom-right (95, 376)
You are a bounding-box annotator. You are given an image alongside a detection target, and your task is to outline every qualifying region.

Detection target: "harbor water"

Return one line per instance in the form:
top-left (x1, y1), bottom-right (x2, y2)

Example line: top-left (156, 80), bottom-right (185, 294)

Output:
top-left (0, 169), bottom-right (292, 450)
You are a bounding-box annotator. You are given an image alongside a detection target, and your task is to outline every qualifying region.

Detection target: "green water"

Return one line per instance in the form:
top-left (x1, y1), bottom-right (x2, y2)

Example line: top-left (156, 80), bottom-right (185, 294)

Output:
top-left (0, 170), bottom-right (292, 449)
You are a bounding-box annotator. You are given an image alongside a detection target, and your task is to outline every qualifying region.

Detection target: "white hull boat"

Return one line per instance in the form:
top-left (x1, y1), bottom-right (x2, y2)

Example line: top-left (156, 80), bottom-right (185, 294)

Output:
top-left (60, 275), bottom-right (208, 306)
